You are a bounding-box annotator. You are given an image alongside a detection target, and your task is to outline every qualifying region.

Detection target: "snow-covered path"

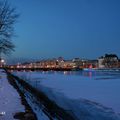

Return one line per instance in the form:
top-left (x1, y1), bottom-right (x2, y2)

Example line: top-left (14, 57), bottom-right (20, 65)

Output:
top-left (0, 69), bottom-right (25, 120)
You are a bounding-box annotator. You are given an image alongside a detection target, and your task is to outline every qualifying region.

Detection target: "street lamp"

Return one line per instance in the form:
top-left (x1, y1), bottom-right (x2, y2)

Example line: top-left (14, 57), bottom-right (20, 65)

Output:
top-left (0, 59), bottom-right (5, 67)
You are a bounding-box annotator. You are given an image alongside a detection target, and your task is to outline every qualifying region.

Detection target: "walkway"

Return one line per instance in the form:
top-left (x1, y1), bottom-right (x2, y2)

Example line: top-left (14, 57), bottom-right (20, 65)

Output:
top-left (0, 69), bottom-right (25, 120)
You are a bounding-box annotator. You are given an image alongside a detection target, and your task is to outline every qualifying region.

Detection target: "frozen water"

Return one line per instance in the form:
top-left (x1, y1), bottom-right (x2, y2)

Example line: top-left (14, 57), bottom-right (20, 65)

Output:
top-left (13, 70), bottom-right (120, 120)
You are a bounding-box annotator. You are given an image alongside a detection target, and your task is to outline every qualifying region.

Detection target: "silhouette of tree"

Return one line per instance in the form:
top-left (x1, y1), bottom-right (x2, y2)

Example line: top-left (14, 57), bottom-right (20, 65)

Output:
top-left (0, 0), bottom-right (19, 56)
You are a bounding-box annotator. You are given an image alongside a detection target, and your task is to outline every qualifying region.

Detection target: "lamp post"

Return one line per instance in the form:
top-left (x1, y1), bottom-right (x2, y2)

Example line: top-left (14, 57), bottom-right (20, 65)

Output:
top-left (0, 59), bottom-right (5, 68)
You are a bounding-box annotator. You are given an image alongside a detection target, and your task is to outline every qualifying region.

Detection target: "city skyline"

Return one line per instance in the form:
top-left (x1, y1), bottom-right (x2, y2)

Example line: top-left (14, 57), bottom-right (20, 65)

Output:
top-left (9, 0), bottom-right (120, 61)
top-left (6, 53), bottom-right (120, 65)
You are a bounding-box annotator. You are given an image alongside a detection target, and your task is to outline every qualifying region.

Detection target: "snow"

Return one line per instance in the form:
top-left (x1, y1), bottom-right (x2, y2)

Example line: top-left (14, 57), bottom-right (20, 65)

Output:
top-left (13, 70), bottom-right (120, 120)
top-left (24, 92), bottom-right (50, 120)
top-left (0, 69), bottom-right (25, 120)
top-left (15, 79), bottom-right (50, 120)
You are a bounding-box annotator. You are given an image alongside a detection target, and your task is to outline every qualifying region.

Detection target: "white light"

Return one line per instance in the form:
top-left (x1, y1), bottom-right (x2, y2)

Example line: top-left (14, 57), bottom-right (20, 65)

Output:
top-left (0, 111), bottom-right (5, 115)
top-left (1, 59), bottom-right (4, 63)
top-left (17, 65), bottom-right (20, 68)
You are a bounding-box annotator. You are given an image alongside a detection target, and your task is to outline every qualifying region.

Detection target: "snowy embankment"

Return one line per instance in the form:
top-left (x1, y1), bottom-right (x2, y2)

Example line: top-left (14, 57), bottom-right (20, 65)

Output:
top-left (0, 69), bottom-right (25, 120)
top-left (13, 71), bottom-right (120, 120)
top-left (14, 79), bottom-right (50, 120)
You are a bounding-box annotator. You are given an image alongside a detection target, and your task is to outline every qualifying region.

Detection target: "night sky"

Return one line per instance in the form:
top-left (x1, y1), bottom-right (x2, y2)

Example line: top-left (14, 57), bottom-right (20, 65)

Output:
top-left (10, 0), bottom-right (120, 61)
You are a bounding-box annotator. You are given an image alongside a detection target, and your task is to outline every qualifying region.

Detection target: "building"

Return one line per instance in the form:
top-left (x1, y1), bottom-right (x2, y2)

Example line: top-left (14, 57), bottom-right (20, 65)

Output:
top-left (98, 54), bottom-right (119, 68)
top-left (98, 56), bottom-right (105, 68)
top-left (59, 60), bottom-right (76, 68)
top-left (117, 59), bottom-right (120, 68)
top-left (82, 59), bottom-right (98, 68)
top-left (72, 58), bottom-right (83, 68)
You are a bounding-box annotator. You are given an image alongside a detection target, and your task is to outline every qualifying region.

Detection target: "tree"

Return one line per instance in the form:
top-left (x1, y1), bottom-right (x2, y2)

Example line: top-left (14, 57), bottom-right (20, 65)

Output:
top-left (0, 0), bottom-right (19, 56)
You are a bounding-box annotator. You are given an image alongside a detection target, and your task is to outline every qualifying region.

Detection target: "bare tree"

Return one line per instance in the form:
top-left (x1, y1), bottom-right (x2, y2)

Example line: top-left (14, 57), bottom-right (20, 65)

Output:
top-left (0, 0), bottom-right (19, 56)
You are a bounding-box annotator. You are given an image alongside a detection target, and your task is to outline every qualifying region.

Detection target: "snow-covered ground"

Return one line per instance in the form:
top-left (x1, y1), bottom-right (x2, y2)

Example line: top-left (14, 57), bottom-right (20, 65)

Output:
top-left (0, 69), bottom-right (25, 120)
top-left (13, 70), bottom-right (120, 120)
top-left (15, 79), bottom-right (50, 120)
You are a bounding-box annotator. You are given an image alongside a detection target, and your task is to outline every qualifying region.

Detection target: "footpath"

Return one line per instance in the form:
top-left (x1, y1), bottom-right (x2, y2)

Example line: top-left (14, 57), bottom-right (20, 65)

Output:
top-left (0, 69), bottom-right (36, 120)
top-left (0, 69), bottom-right (25, 119)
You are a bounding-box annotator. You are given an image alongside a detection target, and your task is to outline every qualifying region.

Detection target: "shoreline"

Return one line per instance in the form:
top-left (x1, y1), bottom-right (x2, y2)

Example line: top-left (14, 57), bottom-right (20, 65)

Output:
top-left (7, 71), bottom-right (37, 120)
top-left (6, 71), bottom-right (76, 120)
top-left (4, 67), bottom-right (120, 72)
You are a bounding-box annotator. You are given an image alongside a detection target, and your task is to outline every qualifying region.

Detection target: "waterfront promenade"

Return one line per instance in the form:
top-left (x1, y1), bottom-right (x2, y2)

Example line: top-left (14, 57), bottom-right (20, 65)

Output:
top-left (0, 69), bottom-right (25, 119)
top-left (0, 69), bottom-right (36, 120)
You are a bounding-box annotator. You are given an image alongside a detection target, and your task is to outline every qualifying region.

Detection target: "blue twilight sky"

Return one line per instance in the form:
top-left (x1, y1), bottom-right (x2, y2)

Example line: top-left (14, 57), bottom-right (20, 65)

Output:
top-left (9, 0), bottom-right (120, 60)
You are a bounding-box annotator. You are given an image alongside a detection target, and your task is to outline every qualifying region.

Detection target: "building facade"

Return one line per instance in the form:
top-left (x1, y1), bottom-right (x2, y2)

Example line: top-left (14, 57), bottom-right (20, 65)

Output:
top-left (98, 54), bottom-right (119, 68)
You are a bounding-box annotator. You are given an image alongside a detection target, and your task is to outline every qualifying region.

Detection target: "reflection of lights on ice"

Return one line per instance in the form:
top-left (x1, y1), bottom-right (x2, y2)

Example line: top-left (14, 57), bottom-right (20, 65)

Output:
top-left (64, 71), bottom-right (66, 74)
top-left (0, 111), bottom-right (6, 115)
